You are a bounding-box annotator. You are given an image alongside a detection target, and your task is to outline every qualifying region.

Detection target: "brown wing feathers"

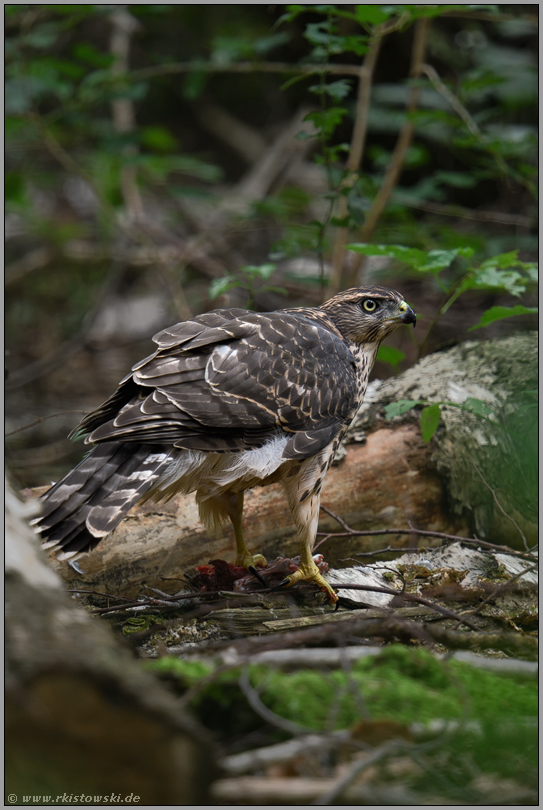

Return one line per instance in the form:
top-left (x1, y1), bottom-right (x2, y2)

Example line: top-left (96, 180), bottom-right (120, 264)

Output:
top-left (36, 291), bottom-right (399, 556)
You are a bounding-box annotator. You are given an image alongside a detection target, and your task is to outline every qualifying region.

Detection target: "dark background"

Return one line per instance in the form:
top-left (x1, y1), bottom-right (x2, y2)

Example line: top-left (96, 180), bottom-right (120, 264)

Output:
top-left (5, 4), bottom-right (538, 487)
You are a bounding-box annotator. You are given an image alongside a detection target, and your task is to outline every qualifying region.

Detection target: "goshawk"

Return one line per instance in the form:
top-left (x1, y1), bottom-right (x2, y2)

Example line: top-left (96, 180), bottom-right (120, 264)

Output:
top-left (35, 286), bottom-right (416, 601)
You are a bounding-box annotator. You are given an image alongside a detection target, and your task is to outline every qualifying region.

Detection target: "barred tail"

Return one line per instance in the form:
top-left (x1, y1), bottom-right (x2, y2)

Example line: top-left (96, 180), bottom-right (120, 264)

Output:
top-left (33, 441), bottom-right (173, 558)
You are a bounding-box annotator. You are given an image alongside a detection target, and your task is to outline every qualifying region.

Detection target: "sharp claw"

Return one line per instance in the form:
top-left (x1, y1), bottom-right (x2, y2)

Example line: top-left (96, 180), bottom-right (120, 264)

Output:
top-left (248, 565), bottom-right (268, 587)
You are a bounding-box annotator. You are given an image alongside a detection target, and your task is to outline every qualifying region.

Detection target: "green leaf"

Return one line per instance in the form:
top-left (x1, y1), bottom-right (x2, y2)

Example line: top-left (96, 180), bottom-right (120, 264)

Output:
top-left (467, 267), bottom-right (526, 297)
top-left (209, 276), bottom-right (240, 300)
top-left (355, 5), bottom-right (390, 24)
top-left (480, 250), bottom-right (519, 270)
top-left (346, 243), bottom-right (473, 274)
top-left (5, 171), bottom-right (26, 204)
top-left (469, 305), bottom-right (538, 331)
top-left (384, 399), bottom-right (421, 419)
top-left (72, 42), bottom-right (114, 69)
top-left (461, 398), bottom-right (495, 419)
top-left (433, 170), bottom-right (478, 188)
top-left (402, 4), bottom-right (473, 18)
top-left (308, 79), bottom-right (352, 101)
top-left (262, 285), bottom-right (288, 298)
top-left (140, 125), bottom-right (178, 154)
top-left (420, 403), bottom-right (441, 443)
top-left (377, 345), bottom-right (406, 368)
top-left (183, 68), bottom-right (208, 100)
top-left (138, 154), bottom-right (222, 183)
top-left (304, 107), bottom-right (347, 138)
top-left (242, 263), bottom-right (276, 281)
top-left (418, 248), bottom-right (473, 274)
top-left (346, 243), bottom-right (427, 264)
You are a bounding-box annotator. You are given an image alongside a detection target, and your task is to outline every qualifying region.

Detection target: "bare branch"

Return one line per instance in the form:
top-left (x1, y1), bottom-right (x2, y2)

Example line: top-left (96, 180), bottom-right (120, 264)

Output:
top-left (345, 16), bottom-right (431, 288)
top-left (5, 411), bottom-right (88, 437)
top-left (238, 667), bottom-right (312, 736)
top-left (109, 6), bottom-right (144, 219)
top-left (328, 33), bottom-right (383, 296)
top-left (313, 739), bottom-right (408, 806)
top-left (393, 196), bottom-right (535, 228)
top-left (131, 60), bottom-right (368, 82)
top-left (421, 63), bottom-right (536, 196)
top-left (5, 247), bottom-right (55, 286)
top-left (315, 515), bottom-right (536, 562)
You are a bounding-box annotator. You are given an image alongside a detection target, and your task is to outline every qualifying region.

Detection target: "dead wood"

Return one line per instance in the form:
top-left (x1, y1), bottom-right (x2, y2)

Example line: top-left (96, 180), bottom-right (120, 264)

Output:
top-left (211, 774), bottom-right (449, 806)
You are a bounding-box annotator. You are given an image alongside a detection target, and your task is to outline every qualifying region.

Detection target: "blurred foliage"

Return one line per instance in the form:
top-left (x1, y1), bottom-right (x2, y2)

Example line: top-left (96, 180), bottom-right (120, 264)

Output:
top-left (147, 646), bottom-right (537, 802)
top-left (4, 4), bottom-right (538, 488)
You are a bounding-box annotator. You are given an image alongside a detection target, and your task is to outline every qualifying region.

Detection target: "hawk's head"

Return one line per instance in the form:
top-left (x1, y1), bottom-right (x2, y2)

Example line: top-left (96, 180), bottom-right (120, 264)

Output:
top-left (321, 286), bottom-right (416, 344)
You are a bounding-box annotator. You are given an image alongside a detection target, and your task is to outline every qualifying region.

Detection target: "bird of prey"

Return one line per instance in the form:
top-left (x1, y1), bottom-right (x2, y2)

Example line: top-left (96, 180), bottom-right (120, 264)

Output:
top-left (35, 286), bottom-right (416, 602)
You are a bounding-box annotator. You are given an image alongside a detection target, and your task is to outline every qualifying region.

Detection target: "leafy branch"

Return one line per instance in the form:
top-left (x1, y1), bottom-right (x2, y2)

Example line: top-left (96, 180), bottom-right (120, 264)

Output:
top-left (347, 244), bottom-right (538, 357)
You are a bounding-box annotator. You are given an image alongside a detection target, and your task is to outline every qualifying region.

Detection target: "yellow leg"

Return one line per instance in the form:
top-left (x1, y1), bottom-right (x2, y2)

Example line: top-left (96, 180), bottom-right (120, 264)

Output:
top-left (280, 488), bottom-right (338, 603)
top-left (280, 535), bottom-right (338, 603)
top-left (222, 491), bottom-right (267, 569)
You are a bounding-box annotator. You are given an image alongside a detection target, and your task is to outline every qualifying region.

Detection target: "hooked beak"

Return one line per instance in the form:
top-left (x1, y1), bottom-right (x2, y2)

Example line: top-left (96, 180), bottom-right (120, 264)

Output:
top-left (398, 301), bottom-right (416, 327)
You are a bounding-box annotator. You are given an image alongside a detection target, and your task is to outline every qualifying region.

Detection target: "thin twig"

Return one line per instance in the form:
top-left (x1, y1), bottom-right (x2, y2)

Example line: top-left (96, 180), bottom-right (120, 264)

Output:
top-left (449, 562), bottom-right (539, 631)
top-left (328, 32), bottom-right (383, 296)
top-left (320, 505), bottom-right (353, 532)
top-left (131, 60), bottom-right (368, 82)
top-left (5, 261), bottom-right (124, 390)
top-left (5, 411), bottom-right (88, 437)
top-left (471, 461), bottom-right (529, 552)
top-left (393, 195), bottom-right (535, 228)
top-left (239, 667), bottom-right (312, 736)
top-left (313, 739), bottom-right (408, 806)
top-left (193, 612), bottom-right (537, 659)
top-left (327, 583), bottom-right (482, 631)
top-left (316, 509), bottom-right (537, 561)
top-left (421, 63), bottom-right (536, 196)
top-left (5, 246), bottom-right (55, 285)
top-left (344, 545), bottom-right (431, 558)
top-left (109, 7), bottom-right (144, 218)
top-left (67, 588), bottom-right (139, 602)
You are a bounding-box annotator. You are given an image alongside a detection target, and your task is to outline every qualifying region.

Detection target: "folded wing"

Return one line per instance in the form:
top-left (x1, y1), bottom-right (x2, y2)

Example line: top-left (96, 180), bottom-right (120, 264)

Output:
top-left (75, 309), bottom-right (358, 459)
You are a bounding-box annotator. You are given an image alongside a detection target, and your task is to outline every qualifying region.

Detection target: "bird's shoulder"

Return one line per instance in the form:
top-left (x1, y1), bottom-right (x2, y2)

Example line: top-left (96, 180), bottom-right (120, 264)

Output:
top-left (150, 305), bottom-right (353, 363)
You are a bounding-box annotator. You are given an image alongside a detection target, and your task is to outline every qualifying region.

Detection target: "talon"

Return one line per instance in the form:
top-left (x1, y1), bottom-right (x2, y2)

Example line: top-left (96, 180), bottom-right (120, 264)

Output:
top-left (248, 565), bottom-right (268, 586)
top-left (279, 563), bottom-right (338, 603)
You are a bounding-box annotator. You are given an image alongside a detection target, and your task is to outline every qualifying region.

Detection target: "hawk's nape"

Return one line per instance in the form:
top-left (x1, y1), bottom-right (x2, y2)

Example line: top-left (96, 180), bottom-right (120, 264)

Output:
top-left (34, 286), bottom-right (416, 602)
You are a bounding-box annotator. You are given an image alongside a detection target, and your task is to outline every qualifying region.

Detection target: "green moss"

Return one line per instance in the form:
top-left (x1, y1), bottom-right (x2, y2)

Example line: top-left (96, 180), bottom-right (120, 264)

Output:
top-left (144, 656), bottom-right (212, 685)
top-left (146, 646), bottom-right (537, 787)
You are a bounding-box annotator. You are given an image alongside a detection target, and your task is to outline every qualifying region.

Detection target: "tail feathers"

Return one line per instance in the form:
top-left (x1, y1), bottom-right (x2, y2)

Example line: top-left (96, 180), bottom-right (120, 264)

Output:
top-left (35, 441), bottom-right (173, 555)
top-left (37, 442), bottom-right (133, 524)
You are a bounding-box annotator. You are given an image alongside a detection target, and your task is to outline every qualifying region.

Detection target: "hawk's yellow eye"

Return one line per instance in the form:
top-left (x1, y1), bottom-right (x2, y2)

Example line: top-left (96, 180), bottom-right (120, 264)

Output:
top-left (362, 299), bottom-right (378, 312)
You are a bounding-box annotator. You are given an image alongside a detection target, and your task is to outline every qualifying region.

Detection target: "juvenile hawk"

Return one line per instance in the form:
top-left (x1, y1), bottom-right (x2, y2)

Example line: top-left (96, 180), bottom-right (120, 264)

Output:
top-left (35, 286), bottom-right (416, 601)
